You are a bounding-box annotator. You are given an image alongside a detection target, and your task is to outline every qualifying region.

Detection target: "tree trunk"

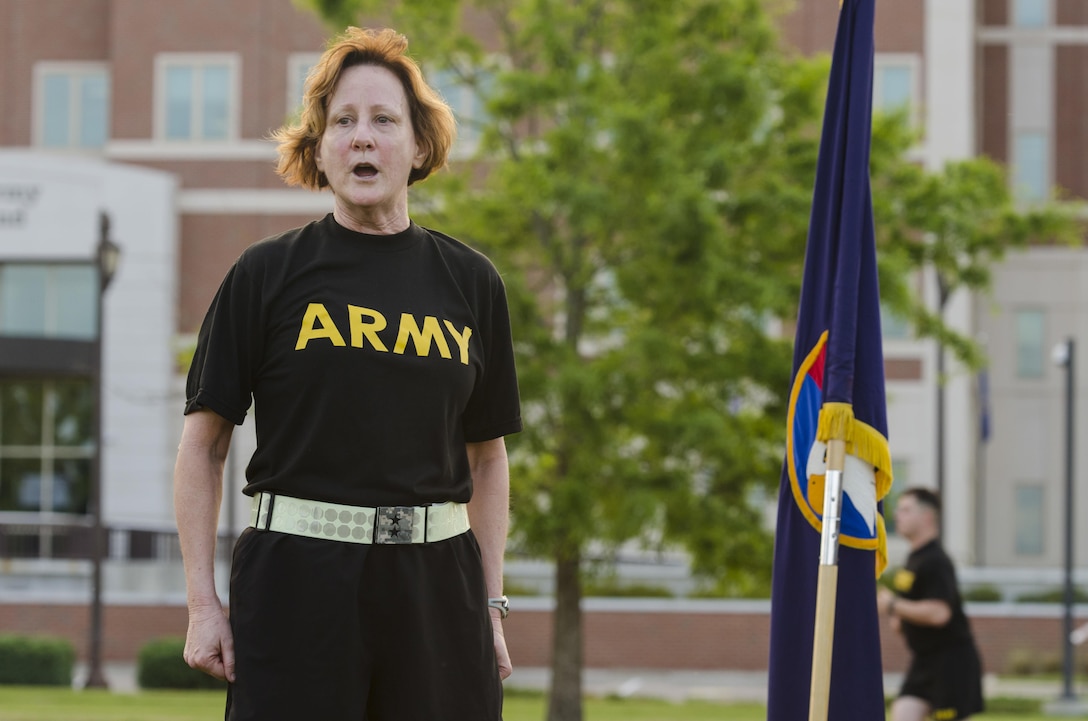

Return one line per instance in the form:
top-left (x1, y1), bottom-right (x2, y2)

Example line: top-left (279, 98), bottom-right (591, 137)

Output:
top-left (546, 549), bottom-right (583, 721)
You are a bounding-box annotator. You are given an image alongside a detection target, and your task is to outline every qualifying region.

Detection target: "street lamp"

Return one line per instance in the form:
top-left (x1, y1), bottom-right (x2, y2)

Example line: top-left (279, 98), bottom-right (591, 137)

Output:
top-left (85, 212), bottom-right (120, 690)
top-left (1051, 337), bottom-right (1077, 707)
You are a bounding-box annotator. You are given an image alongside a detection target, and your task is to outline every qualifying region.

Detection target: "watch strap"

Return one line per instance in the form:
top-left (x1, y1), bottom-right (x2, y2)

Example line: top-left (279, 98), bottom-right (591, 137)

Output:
top-left (487, 595), bottom-right (509, 619)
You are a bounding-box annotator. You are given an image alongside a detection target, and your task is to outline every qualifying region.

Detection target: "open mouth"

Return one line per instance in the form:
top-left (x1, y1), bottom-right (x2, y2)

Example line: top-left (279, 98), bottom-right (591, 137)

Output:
top-left (353, 163), bottom-right (378, 179)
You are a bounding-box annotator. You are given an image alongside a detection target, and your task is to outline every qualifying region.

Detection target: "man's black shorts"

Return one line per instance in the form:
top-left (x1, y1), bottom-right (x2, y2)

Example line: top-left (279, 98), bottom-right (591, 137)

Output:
top-left (900, 642), bottom-right (984, 720)
top-left (224, 527), bottom-right (502, 721)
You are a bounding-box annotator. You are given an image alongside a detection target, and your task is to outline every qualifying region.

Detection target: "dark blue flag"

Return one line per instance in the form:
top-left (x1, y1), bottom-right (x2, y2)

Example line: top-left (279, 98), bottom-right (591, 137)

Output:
top-left (979, 370), bottom-right (991, 443)
top-left (766, 0), bottom-right (892, 719)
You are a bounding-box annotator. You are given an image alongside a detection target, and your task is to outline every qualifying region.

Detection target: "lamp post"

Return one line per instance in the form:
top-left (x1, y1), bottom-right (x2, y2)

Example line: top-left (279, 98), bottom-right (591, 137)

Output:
top-left (1052, 337), bottom-right (1077, 704)
top-left (85, 212), bottom-right (120, 690)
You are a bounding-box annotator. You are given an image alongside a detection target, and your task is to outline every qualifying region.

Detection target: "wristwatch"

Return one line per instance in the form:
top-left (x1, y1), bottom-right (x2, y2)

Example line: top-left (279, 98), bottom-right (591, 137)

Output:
top-left (487, 596), bottom-right (509, 619)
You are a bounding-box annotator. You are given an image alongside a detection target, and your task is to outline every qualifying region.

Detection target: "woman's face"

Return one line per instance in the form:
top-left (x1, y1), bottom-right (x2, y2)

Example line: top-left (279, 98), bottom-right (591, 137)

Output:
top-left (316, 64), bottom-right (425, 229)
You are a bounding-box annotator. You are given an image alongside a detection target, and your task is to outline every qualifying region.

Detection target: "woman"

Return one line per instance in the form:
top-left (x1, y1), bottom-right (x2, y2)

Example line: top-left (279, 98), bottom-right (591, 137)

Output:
top-left (174, 27), bottom-right (521, 721)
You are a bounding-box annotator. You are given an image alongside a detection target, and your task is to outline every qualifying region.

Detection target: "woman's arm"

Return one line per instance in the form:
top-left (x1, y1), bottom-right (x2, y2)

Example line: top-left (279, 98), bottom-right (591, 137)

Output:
top-left (174, 409), bottom-right (236, 681)
top-left (465, 437), bottom-right (512, 679)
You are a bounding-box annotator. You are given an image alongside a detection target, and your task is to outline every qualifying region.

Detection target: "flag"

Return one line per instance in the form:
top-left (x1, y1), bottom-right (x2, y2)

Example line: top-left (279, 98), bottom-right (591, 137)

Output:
top-left (978, 370), bottom-right (991, 443)
top-left (766, 1), bottom-right (891, 719)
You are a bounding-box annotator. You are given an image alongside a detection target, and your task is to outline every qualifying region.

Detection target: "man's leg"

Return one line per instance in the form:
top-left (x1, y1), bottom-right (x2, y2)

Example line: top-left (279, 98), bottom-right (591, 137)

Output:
top-left (890, 695), bottom-right (931, 721)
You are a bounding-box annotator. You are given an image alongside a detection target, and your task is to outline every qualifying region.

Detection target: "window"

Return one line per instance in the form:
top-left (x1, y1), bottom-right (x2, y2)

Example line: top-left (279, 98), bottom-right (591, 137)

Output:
top-left (33, 63), bottom-right (110, 150)
top-left (155, 54), bottom-right (239, 141)
top-left (287, 53), bottom-right (321, 117)
top-left (1014, 0), bottom-right (1048, 27)
top-left (873, 55), bottom-right (919, 127)
top-left (1014, 484), bottom-right (1045, 555)
top-left (428, 67), bottom-right (493, 156)
top-left (1014, 131), bottom-right (1049, 202)
top-left (880, 302), bottom-right (911, 340)
top-left (0, 264), bottom-right (98, 341)
top-left (0, 379), bottom-right (94, 516)
top-left (1014, 309), bottom-right (1045, 378)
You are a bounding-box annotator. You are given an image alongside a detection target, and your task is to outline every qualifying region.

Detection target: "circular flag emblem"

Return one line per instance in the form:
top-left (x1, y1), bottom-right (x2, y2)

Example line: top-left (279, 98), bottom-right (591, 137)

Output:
top-left (785, 330), bottom-right (890, 556)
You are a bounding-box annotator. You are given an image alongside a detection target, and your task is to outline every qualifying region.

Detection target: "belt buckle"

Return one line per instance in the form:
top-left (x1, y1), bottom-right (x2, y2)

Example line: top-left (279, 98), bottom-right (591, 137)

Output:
top-left (375, 506), bottom-right (415, 544)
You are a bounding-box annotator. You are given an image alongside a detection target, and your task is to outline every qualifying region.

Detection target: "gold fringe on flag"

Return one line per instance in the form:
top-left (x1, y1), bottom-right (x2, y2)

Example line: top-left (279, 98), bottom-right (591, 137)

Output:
top-left (816, 401), bottom-right (893, 576)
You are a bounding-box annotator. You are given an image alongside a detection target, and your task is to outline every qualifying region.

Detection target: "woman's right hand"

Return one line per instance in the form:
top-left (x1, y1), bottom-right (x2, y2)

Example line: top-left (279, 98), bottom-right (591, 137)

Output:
top-left (183, 602), bottom-right (236, 682)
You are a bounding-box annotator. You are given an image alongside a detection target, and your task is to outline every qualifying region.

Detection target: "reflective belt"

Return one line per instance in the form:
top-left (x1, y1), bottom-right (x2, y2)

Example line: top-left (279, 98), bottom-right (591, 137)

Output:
top-left (249, 492), bottom-right (469, 545)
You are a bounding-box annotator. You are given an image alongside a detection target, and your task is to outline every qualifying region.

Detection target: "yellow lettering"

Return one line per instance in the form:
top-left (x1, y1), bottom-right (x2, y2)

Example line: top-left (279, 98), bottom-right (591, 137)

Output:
top-left (347, 305), bottom-right (389, 351)
top-left (295, 303), bottom-right (346, 350)
top-left (394, 314), bottom-right (451, 359)
top-left (443, 320), bottom-right (473, 365)
top-left (296, 305), bottom-right (469, 362)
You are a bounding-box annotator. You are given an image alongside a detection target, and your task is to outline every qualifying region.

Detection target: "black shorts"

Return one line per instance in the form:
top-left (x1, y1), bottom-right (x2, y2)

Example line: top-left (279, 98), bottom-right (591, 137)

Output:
top-left (224, 527), bottom-right (502, 721)
top-left (900, 643), bottom-right (984, 720)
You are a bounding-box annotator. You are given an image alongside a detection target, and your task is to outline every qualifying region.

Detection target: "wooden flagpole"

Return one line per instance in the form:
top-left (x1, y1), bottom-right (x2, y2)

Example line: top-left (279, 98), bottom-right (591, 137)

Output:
top-left (808, 436), bottom-right (847, 721)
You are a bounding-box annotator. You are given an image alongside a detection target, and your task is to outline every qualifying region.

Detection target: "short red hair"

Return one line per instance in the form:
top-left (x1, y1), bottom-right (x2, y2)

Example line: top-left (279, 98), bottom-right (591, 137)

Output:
top-left (272, 27), bottom-right (456, 189)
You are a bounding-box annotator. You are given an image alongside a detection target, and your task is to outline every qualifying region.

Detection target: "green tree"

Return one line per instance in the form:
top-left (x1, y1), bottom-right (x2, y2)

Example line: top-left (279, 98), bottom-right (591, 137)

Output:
top-left (297, 3), bottom-right (1081, 720)
top-left (429, 7), bottom-right (809, 720)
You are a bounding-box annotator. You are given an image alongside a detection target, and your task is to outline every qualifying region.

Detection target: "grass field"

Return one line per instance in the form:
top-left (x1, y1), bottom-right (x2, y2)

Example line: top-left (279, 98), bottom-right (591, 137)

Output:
top-left (0, 687), bottom-right (1084, 721)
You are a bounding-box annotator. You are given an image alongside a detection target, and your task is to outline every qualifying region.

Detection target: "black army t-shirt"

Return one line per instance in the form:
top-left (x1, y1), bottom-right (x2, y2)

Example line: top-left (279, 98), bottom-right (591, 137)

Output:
top-left (896, 540), bottom-right (975, 656)
top-left (185, 214), bottom-right (522, 507)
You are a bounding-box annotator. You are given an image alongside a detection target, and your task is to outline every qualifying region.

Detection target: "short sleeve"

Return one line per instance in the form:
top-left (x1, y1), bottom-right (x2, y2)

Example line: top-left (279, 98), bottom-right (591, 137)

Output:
top-left (461, 271), bottom-right (522, 442)
top-left (913, 552), bottom-right (959, 606)
top-left (184, 259), bottom-right (265, 425)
